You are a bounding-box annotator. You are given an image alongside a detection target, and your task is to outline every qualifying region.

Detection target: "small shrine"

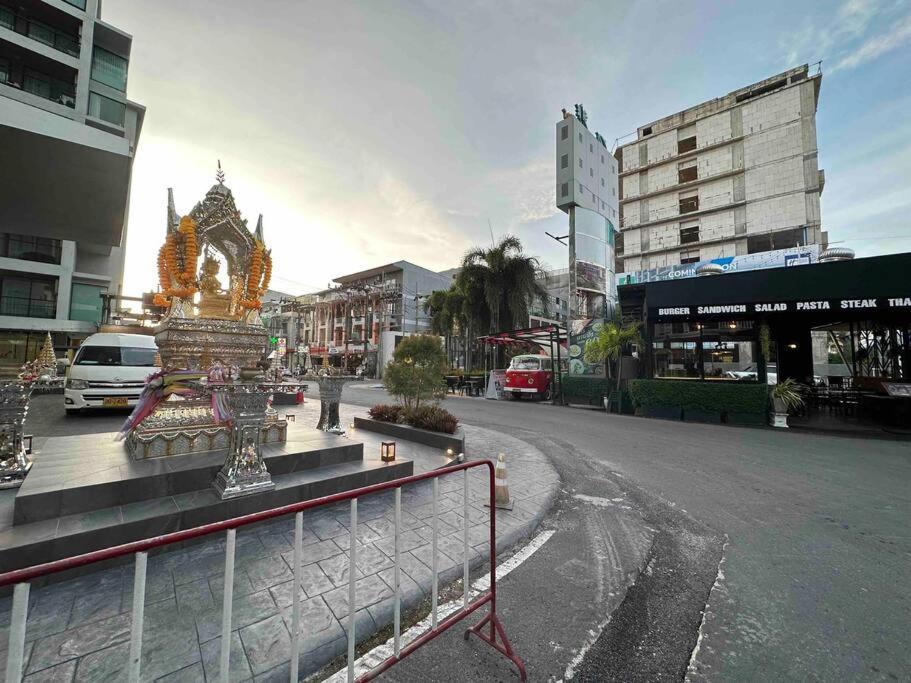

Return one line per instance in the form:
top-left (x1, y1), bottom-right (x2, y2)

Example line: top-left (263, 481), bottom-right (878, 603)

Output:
top-left (123, 163), bottom-right (289, 463)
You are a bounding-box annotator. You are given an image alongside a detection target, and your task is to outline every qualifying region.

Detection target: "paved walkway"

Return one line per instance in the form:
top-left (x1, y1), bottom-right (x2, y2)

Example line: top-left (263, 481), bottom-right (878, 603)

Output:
top-left (1, 396), bottom-right (558, 682)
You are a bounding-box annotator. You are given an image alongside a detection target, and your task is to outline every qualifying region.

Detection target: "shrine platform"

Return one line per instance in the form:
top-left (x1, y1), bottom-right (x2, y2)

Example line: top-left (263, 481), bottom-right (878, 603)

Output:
top-left (0, 427), bottom-right (412, 573)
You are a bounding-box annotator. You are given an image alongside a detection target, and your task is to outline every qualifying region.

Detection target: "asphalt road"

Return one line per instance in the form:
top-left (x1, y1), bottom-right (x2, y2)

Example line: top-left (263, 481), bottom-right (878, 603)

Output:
top-left (25, 389), bottom-right (911, 681)
top-left (325, 385), bottom-right (911, 681)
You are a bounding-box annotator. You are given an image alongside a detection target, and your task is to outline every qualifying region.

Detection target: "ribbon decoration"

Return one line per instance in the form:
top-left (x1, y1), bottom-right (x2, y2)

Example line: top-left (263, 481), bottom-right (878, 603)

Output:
top-left (116, 369), bottom-right (207, 440)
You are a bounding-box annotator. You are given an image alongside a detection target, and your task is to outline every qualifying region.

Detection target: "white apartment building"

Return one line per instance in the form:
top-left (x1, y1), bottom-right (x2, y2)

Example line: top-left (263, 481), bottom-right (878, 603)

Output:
top-left (0, 0), bottom-right (143, 368)
top-left (614, 64), bottom-right (824, 275)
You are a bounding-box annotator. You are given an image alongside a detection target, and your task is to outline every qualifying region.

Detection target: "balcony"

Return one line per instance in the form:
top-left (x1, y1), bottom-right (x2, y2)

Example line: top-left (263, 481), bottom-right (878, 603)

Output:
top-left (0, 39), bottom-right (77, 108)
top-left (0, 4), bottom-right (81, 58)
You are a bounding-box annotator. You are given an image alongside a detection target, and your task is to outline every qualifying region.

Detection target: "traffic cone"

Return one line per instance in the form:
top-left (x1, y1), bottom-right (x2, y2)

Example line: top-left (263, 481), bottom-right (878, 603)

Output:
top-left (489, 452), bottom-right (514, 510)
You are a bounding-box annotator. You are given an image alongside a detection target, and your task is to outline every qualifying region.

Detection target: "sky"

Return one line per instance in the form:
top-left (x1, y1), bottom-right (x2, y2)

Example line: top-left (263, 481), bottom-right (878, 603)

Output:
top-left (104, 0), bottom-right (911, 297)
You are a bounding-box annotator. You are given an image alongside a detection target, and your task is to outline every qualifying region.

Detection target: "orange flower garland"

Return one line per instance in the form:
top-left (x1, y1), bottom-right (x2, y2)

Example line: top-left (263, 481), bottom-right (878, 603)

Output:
top-left (155, 216), bottom-right (199, 307)
top-left (239, 242), bottom-right (271, 310)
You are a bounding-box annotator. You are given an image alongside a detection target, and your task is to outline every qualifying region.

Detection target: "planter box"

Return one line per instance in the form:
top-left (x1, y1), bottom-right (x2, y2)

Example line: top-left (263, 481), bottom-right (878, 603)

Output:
top-left (684, 408), bottom-right (722, 424)
top-left (725, 411), bottom-right (767, 426)
top-left (353, 417), bottom-right (466, 453)
top-left (642, 405), bottom-right (682, 421)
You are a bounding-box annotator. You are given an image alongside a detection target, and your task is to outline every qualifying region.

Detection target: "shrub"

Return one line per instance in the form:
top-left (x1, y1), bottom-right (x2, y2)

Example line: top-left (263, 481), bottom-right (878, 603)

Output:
top-left (403, 405), bottom-right (459, 434)
top-left (627, 379), bottom-right (768, 416)
top-left (368, 404), bottom-right (404, 423)
top-left (383, 335), bottom-right (448, 410)
top-left (561, 375), bottom-right (612, 407)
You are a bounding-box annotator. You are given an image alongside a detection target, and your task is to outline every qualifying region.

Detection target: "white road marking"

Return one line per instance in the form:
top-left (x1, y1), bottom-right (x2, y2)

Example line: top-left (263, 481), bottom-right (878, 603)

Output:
top-left (323, 529), bottom-right (555, 682)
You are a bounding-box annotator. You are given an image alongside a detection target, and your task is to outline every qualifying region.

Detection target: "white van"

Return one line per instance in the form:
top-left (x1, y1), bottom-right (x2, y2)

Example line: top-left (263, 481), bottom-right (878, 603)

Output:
top-left (64, 333), bottom-right (159, 413)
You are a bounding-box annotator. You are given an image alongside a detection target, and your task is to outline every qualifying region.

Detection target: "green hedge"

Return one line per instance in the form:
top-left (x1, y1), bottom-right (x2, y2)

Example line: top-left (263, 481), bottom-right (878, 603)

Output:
top-left (628, 379), bottom-right (768, 416)
top-left (560, 375), bottom-right (611, 407)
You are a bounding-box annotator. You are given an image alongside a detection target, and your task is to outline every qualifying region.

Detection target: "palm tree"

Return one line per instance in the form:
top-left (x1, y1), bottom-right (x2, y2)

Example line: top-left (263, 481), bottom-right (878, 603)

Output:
top-left (457, 236), bottom-right (547, 334)
top-left (583, 320), bottom-right (642, 396)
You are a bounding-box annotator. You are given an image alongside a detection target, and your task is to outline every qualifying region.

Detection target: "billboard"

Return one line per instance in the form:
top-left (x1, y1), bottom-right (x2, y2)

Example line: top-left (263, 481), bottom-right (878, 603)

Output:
top-left (617, 245), bottom-right (820, 286)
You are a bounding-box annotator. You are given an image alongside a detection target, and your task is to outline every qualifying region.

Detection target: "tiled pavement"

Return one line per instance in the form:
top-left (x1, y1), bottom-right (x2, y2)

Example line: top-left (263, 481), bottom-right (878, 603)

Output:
top-left (0, 400), bottom-right (559, 681)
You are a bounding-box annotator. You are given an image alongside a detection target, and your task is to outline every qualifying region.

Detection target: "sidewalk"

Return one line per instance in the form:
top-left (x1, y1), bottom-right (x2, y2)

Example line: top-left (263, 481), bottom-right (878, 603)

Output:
top-left (1, 399), bottom-right (559, 682)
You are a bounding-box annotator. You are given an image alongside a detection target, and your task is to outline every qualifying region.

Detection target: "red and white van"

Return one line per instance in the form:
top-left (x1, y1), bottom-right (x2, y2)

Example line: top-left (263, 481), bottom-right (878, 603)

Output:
top-left (504, 354), bottom-right (556, 400)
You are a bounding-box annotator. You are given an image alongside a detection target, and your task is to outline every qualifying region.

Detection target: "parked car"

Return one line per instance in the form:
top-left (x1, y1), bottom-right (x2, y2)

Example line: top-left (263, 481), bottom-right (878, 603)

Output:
top-left (64, 333), bottom-right (159, 414)
top-left (504, 354), bottom-right (556, 400)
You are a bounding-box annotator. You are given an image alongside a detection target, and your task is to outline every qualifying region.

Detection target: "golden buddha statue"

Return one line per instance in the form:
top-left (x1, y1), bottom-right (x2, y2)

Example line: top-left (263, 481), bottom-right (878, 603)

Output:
top-left (197, 255), bottom-right (235, 320)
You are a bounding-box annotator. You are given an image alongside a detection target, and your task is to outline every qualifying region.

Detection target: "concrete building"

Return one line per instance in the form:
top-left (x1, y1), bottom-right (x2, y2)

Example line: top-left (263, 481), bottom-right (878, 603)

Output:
top-left (555, 105), bottom-right (620, 375)
top-left (529, 267), bottom-right (570, 327)
top-left (281, 261), bottom-right (454, 376)
top-left (0, 0), bottom-right (143, 368)
top-left (614, 64), bottom-right (824, 276)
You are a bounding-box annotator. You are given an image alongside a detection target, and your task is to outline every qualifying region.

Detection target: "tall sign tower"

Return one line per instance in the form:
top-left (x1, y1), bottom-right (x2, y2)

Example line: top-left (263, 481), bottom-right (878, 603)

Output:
top-left (555, 106), bottom-right (619, 375)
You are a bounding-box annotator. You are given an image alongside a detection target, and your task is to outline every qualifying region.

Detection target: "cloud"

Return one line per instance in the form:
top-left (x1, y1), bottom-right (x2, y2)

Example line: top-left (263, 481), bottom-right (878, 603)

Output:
top-left (779, 0), bottom-right (909, 73)
top-left (832, 13), bottom-right (911, 71)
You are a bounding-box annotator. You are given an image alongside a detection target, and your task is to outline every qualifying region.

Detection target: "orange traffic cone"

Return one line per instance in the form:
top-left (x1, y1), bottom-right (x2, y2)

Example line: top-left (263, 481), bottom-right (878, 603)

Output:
top-left (490, 452), bottom-right (513, 510)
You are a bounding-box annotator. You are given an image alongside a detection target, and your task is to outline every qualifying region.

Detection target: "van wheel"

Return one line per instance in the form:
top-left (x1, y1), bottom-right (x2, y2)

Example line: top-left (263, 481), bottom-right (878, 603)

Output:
top-left (542, 387), bottom-right (552, 401)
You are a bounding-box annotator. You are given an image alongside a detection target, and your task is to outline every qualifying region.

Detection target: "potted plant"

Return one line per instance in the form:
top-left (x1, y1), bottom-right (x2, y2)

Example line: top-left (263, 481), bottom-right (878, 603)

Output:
top-left (769, 378), bottom-right (803, 428)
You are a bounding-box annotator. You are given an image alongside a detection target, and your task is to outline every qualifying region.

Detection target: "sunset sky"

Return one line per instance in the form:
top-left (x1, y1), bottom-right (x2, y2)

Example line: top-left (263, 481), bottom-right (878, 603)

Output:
top-left (105, 0), bottom-right (911, 297)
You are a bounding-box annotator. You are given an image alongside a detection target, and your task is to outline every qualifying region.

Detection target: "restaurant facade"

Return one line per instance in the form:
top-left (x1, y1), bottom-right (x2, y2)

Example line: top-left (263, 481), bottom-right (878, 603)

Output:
top-left (618, 253), bottom-right (911, 428)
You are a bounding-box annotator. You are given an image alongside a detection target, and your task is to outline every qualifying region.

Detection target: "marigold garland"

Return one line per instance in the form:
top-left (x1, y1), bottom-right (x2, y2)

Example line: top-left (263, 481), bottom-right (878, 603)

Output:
top-left (155, 216), bottom-right (199, 307)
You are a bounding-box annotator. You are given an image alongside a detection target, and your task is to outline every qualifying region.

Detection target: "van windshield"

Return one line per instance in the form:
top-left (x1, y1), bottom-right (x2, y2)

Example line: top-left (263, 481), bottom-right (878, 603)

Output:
top-left (510, 357), bottom-right (540, 371)
top-left (75, 346), bottom-right (158, 367)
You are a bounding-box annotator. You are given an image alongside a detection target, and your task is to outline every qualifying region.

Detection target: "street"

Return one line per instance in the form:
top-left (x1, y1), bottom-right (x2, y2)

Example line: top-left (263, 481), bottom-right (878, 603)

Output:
top-left (20, 389), bottom-right (911, 681)
top-left (325, 385), bottom-right (911, 681)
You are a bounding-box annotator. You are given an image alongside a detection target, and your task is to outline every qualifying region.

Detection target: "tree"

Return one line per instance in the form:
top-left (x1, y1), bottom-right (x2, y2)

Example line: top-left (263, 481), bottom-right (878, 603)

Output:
top-left (583, 320), bottom-right (641, 394)
top-left (457, 235), bottom-right (547, 334)
top-left (383, 334), bottom-right (448, 410)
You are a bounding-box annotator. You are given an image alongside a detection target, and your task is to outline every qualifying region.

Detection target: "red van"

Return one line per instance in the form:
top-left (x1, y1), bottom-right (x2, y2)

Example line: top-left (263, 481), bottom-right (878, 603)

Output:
top-left (504, 355), bottom-right (556, 400)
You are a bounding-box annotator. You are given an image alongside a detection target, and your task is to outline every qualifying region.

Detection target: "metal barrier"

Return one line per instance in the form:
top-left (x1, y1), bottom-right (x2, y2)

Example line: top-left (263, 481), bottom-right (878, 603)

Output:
top-left (0, 460), bottom-right (526, 682)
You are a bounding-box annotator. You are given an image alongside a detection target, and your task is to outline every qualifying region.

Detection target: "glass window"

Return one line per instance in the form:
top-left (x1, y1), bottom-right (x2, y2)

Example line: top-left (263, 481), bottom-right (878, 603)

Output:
top-left (91, 46), bottom-right (128, 91)
top-left (75, 346), bottom-right (157, 367)
top-left (509, 356), bottom-right (540, 370)
top-left (561, 125), bottom-right (568, 140)
top-left (561, 154), bottom-right (568, 169)
top-left (69, 283), bottom-right (105, 323)
top-left (575, 234), bottom-right (607, 267)
top-left (652, 322), bottom-right (701, 379)
top-left (88, 91), bottom-right (125, 125)
top-left (27, 20), bottom-right (55, 48)
top-left (0, 6), bottom-right (13, 30)
top-left (1, 234), bottom-right (62, 264)
top-left (0, 58), bottom-right (9, 85)
top-left (702, 322), bottom-right (758, 380)
top-left (23, 71), bottom-right (51, 99)
top-left (0, 275), bottom-right (56, 318)
top-left (62, 0), bottom-right (87, 8)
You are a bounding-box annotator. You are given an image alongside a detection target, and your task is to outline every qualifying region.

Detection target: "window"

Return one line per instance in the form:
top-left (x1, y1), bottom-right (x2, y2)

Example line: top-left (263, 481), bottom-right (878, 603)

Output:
top-left (680, 224), bottom-right (700, 245)
top-left (590, 168), bottom-right (593, 177)
top-left (678, 136), bottom-right (697, 154)
top-left (88, 91), bottom-right (125, 126)
top-left (561, 125), bottom-right (568, 140)
top-left (22, 69), bottom-right (74, 104)
top-left (0, 234), bottom-right (62, 264)
top-left (69, 283), bottom-right (106, 323)
top-left (579, 183), bottom-right (583, 194)
top-left (91, 46), bottom-right (128, 91)
top-left (75, 346), bottom-right (157, 367)
top-left (652, 322), bottom-right (701, 379)
top-left (601, 154), bottom-right (605, 164)
top-left (747, 227), bottom-right (808, 254)
top-left (578, 132), bottom-right (583, 142)
top-left (679, 190), bottom-right (699, 214)
top-left (0, 275), bottom-right (57, 318)
top-left (0, 6), bottom-right (13, 30)
top-left (561, 154), bottom-right (568, 169)
top-left (27, 20), bottom-right (56, 48)
top-left (680, 252), bottom-right (700, 264)
top-left (590, 143), bottom-right (593, 153)
top-left (601, 177), bottom-right (604, 187)
top-left (0, 58), bottom-right (8, 85)
top-left (642, 126), bottom-right (653, 136)
top-left (561, 182), bottom-right (569, 197)
top-left (579, 157), bottom-right (582, 168)
top-left (678, 159), bottom-right (698, 184)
